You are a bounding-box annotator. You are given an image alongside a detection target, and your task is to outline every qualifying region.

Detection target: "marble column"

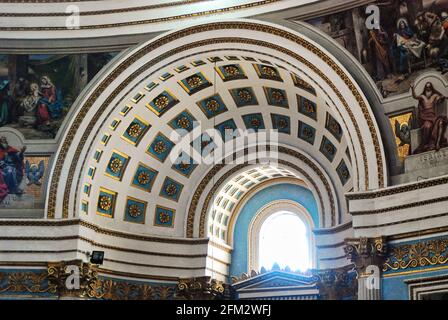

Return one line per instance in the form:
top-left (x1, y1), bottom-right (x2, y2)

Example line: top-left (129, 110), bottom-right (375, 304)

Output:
top-left (344, 237), bottom-right (387, 300)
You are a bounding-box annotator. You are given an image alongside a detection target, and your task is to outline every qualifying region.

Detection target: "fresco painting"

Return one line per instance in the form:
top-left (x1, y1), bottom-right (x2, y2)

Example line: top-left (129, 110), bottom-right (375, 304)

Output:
top-left (307, 0), bottom-right (448, 97)
top-left (0, 53), bottom-right (117, 139)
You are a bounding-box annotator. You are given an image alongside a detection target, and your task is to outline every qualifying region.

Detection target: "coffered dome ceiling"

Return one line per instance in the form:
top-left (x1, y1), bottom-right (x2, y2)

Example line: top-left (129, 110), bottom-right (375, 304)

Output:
top-left (47, 21), bottom-right (387, 242)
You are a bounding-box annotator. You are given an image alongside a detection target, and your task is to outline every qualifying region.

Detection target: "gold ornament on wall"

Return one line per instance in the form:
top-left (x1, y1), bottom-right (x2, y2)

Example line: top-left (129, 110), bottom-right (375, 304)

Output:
top-left (206, 99), bottom-right (220, 112)
top-left (99, 196), bottom-right (112, 211)
top-left (108, 158), bottom-right (123, 174)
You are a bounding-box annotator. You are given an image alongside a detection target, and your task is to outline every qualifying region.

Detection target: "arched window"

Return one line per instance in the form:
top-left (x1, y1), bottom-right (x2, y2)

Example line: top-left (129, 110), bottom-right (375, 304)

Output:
top-left (248, 200), bottom-right (315, 272)
top-left (259, 211), bottom-right (310, 271)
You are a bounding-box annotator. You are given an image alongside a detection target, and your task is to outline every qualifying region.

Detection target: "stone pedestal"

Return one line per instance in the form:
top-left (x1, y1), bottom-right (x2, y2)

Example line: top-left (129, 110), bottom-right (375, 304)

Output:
top-left (392, 147), bottom-right (448, 184)
top-left (405, 148), bottom-right (448, 172)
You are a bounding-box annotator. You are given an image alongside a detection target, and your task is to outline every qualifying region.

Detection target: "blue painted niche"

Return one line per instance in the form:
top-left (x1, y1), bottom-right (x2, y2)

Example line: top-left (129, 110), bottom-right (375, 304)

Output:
top-left (229, 183), bottom-right (319, 277)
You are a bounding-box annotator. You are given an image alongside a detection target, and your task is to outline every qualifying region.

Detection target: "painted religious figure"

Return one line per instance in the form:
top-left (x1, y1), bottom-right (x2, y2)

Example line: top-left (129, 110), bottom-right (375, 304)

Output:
top-left (411, 82), bottom-right (448, 153)
top-left (0, 136), bottom-right (26, 202)
top-left (368, 27), bottom-right (392, 81)
top-left (0, 80), bottom-right (11, 126)
top-left (394, 18), bottom-right (425, 75)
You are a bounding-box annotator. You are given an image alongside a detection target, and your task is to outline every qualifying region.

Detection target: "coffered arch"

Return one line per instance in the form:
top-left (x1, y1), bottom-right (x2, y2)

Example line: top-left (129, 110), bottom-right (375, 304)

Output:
top-left (46, 20), bottom-right (387, 244)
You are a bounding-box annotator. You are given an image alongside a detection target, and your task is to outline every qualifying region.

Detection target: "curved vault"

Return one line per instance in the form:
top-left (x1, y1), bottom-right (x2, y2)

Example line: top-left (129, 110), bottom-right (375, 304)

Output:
top-left (46, 19), bottom-right (388, 242)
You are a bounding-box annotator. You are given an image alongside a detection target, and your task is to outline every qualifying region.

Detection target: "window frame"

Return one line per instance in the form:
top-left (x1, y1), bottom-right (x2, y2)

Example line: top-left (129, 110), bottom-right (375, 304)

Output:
top-left (247, 200), bottom-right (316, 272)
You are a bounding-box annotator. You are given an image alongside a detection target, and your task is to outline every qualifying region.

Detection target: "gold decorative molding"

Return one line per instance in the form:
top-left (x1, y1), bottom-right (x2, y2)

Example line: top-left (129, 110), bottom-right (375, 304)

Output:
top-left (389, 226), bottom-right (448, 241)
top-left (0, 0), bottom-right (214, 16)
top-left (0, 270), bottom-right (56, 295)
top-left (346, 176), bottom-right (448, 201)
top-left (0, 1), bottom-right (280, 29)
top-left (176, 276), bottom-right (227, 300)
top-left (350, 196), bottom-right (448, 215)
top-left (47, 260), bottom-right (100, 298)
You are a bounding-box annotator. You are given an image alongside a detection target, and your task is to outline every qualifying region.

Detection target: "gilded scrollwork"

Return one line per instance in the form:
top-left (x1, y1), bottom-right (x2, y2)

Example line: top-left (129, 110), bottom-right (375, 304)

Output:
top-left (0, 263), bottom-right (176, 299)
top-left (0, 270), bottom-right (55, 294)
top-left (176, 276), bottom-right (227, 300)
top-left (383, 238), bottom-right (448, 272)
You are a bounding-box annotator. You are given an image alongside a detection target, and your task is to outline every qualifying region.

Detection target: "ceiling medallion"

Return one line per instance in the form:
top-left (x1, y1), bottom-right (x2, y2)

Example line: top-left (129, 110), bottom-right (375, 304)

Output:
top-left (154, 141), bottom-right (167, 154)
top-left (166, 184), bottom-right (178, 196)
top-left (128, 204), bottom-right (142, 217)
top-left (224, 65), bottom-right (240, 76)
top-left (127, 123), bottom-right (143, 138)
top-left (177, 116), bottom-right (191, 129)
top-left (261, 66), bottom-right (277, 77)
top-left (326, 144), bottom-right (336, 155)
top-left (137, 171), bottom-right (150, 185)
top-left (206, 99), bottom-right (220, 112)
top-left (303, 127), bottom-right (313, 138)
top-left (278, 118), bottom-right (288, 128)
top-left (250, 118), bottom-right (261, 127)
top-left (304, 100), bottom-right (314, 113)
top-left (187, 75), bottom-right (203, 88)
top-left (179, 163), bottom-right (191, 170)
top-left (159, 212), bottom-right (171, 223)
top-left (155, 95), bottom-right (169, 109)
top-left (271, 90), bottom-right (284, 102)
top-left (109, 158), bottom-right (123, 173)
top-left (99, 196), bottom-right (112, 211)
top-left (329, 121), bottom-right (340, 133)
top-left (238, 89), bottom-right (252, 102)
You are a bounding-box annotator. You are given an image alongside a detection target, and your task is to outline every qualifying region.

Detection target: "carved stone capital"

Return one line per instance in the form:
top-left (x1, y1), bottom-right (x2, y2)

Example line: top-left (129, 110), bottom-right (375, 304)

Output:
top-left (344, 236), bottom-right (388, 276)
top-left (314, 266), bottom-right (357, 300)
top-left (176, 276), bottom-right (227, 300)
top-left (47, 260), bottom-right (101, 299)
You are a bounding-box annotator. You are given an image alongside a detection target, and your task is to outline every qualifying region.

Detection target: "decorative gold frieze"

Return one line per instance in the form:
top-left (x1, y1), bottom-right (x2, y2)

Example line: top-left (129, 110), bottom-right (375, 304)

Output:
top-left (383, 238), bottom-right (448, 272)
top-left (176, 277), bottom-right (227, 300)
top-left (0, 270), bottom-right (56, 295)
top-left (47, 260), bottom-right (101, 298)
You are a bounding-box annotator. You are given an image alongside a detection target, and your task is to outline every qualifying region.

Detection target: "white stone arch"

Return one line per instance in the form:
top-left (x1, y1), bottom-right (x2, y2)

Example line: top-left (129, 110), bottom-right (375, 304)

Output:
top-left (45, 20), bottom-right (387, 247)
top-left (192, 143), bottom-right (340, 241)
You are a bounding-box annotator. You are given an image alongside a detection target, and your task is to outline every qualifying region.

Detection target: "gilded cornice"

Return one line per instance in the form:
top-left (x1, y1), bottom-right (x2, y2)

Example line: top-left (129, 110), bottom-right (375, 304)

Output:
top-left (383, 237), bottom-right (448, 273)
top-left (346, 176), bottom-right (448, 201)
top-left (0, 0), bottom-right (214, 16)
top-left (389, 226), bottom-right (448, 241)
top-left (350, 196), bottom-right (448, 216)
